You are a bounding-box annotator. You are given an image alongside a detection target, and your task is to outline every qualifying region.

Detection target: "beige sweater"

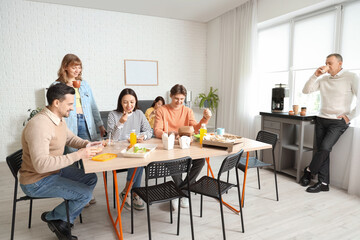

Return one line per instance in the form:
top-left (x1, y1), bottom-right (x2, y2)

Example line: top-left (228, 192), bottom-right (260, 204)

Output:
top-left (20, 107), bottom-right (89, 185)
top-left (303, 69), bottom-right (359, 120)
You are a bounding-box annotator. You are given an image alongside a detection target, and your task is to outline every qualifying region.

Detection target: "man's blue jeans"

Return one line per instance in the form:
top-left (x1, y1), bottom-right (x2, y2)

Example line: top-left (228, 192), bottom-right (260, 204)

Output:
top-left (20, 166), bottom-right (97, 223)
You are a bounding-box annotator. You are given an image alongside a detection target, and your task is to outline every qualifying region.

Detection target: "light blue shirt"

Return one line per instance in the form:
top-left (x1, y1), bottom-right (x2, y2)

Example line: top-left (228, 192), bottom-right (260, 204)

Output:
top-left (51, 80), bottom-right (103, 140)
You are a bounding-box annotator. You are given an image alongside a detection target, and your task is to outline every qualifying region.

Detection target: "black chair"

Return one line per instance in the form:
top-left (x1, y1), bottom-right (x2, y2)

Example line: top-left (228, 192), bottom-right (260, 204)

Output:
top-left (189, 150), bottom-right (245, 240)
top-left (131, 157), bottom-right (194, 240)
top-left (111, 169), bottom-right (167, 209)
top-left (238, 130), bottom-right (279, 203)
top-left (6, 149), bottom-right (82, 240)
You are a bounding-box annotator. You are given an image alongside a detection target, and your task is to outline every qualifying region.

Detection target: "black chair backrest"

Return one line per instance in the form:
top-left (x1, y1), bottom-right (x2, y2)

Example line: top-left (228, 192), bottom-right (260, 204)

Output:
top-left (256, 131), bottom-right (277, 149)
top-left (146, 157), bottom-right (192, 180)
top-left (218, 149), bottom-right (244, 178)
top-left (6, 149), bottom-right (23, 180)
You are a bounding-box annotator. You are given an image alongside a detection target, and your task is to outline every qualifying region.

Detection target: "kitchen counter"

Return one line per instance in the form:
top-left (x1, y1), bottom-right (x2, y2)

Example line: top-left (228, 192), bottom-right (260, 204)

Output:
top-left (260, 112), bottom-right (316, 121)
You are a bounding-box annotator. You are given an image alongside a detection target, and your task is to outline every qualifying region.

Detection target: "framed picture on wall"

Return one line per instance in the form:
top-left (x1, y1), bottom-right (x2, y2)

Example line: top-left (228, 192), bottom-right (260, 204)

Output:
top-left (124, 59), bottom-right (158, 86)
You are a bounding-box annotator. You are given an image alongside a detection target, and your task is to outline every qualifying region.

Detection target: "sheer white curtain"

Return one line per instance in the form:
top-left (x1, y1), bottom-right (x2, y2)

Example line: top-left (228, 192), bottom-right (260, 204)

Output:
top-left (217, 0), bottom-right (258, 139)
top-left (346, 85), bottom-right (360, 197)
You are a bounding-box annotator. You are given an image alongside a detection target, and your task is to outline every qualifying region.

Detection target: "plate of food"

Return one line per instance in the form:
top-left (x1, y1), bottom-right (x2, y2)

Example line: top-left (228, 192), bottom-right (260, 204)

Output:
top-left (121, 144), bottom-right (157, 158)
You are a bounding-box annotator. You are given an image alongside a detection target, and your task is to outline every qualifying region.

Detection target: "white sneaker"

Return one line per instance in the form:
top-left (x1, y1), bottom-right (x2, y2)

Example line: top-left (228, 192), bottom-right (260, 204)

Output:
top-left (120, 191), bottom-right (131, 211)
top-left (132, 195), bottom-right (145, 210)
top-left (171, 199), bottom-right (179, 211)
top-left (180, 198), bottom-right (189, 208)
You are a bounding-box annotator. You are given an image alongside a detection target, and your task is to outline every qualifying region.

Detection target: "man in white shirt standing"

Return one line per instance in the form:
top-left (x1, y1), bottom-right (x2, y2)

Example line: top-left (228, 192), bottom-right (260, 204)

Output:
top-left (300, 53), bottom-right (359, 193)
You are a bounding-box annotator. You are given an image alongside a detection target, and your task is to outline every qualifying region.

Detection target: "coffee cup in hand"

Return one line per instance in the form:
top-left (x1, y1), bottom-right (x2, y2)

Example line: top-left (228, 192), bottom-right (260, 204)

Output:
top-left (319, 65), bottom-right (329, 74)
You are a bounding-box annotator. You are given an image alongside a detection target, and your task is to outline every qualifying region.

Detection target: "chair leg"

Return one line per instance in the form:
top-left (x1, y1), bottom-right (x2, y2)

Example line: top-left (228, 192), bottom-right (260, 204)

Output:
top-left (146, 202), bottom-right (152, 240)
top-left (10, 184), bottom-right (18, 240)
top-left (273, 151), bottom-right (279, 201)
top-left (273, 167), bottom-right (279, 201)
top-left (177, 198), bottom-right (181, 236)
top-left (219, 196), bottom-right (226, 240)
top-left (28, 199), bottom-right (33, 228)
top-left (131, 191), bottom-right (134, 234)
top-left (200, 194), bottom-right (203, 217)
top-left (169, 200), bottom-right (173, 224)
top-left (188, 195), bottom-right (195, 240)
top-left (237, 180), bottom-right (245, 233)
top-left (257, 168), bottom-right (261, 190)
top-left (79, 213), bottom-right (83, 224)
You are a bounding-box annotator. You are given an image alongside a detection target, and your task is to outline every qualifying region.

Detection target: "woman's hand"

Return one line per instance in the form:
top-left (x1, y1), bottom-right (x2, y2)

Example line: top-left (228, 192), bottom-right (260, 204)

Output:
top-left (150, 110), bottom-right (156, 118)
top-left (120, 111), bottom-right (128, 124)
top-left (99, 126), bottom-right (106, 137)
top-left (137, 135), bottom-right (145, 143)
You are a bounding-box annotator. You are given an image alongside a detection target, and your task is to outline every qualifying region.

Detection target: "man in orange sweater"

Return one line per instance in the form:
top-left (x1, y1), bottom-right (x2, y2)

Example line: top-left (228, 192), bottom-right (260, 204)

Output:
top-left (154, 84), bottom-right (211, 209)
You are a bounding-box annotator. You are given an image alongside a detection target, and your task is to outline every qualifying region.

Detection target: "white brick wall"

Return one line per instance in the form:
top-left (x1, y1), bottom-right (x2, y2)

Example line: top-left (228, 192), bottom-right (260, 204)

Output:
top-left (0, 0), bottom-right (207, 161)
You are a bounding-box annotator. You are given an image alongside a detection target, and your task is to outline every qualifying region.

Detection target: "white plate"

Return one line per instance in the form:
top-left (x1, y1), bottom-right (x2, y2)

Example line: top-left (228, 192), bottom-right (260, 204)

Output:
top-left (121, 144), bottom-right (157, 158)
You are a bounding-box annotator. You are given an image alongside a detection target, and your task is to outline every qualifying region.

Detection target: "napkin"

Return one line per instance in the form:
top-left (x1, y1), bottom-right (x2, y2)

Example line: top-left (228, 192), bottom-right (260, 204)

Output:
top-left (179, 136), bottom-right (191, 149)
top-left (162, 132), bottom-right (175, 150)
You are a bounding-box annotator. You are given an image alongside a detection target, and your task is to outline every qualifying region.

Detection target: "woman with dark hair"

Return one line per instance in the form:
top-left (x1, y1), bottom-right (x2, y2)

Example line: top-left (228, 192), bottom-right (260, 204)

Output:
top-left (145, 96), bottom-right (165, 128)
top-left (107, 88), bottom-right (152, 210)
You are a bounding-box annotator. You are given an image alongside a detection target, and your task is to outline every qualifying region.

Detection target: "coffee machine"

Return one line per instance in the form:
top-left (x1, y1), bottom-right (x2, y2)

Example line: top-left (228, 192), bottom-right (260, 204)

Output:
top-left (271, 84), bottom-right (288, 112)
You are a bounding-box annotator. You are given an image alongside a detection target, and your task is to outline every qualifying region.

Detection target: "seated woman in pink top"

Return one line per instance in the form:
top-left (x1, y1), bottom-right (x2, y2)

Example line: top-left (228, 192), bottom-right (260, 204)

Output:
top-left (154, 84), bottom-right (212, 209)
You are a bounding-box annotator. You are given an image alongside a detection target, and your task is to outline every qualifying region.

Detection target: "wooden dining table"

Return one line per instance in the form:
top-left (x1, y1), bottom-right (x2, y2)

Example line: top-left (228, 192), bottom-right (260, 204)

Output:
top-left (82, 137), bottom-right (271, 240)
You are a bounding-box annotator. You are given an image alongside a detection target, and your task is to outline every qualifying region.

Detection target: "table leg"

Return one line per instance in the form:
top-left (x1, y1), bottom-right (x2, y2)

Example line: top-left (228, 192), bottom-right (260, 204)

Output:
top-left (241, 152), bottom-right (250, 207)
top-left (103, 172), bottom-right (121, 239)
top-left (102, 168), bottom-right (138, 240)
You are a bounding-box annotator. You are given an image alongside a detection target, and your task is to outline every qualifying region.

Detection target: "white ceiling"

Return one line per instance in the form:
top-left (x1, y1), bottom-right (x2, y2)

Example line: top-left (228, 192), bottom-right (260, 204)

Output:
top-left (29, 0), bottom-right (249, 23)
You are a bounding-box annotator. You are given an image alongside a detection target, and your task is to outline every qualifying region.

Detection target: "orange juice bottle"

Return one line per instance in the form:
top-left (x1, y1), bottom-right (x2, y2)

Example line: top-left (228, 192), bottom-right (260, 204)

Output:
top-left (200, 124), bottom-right (207, 145)
top-left (130, 130), bottom-right (137, 146)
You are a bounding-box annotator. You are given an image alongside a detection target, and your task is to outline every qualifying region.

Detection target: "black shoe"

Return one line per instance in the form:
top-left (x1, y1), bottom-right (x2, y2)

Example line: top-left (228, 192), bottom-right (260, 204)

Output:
top-left (299, 167), bottom-right (312, 186)
top-left (47, 219), bottom-right (77, 240)
top-left (306, 182), bottom-right (329, 193)
top-left (42, 212), bottom-right (73, 228)
top-left (41, 211), bottom-right (50, 223)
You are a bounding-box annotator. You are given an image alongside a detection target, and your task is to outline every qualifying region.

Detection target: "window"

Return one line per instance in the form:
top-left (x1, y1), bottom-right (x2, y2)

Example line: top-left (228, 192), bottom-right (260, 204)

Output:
top-left (257, 2), bottom-right (360, 114)
top-left (257, 23), bottom-right (289, 111)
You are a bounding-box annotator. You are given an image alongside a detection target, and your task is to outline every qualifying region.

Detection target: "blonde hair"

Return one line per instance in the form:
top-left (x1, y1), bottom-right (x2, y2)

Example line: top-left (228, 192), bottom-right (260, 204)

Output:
top-left (56, 54), bottom-right (82, 84)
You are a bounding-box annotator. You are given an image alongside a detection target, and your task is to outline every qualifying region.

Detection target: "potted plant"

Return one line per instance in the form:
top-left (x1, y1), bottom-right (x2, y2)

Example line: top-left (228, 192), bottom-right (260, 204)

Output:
top-left (23, 107), bottom-right (43, 126)
top-left (195, 87), bottom-right (219, 112)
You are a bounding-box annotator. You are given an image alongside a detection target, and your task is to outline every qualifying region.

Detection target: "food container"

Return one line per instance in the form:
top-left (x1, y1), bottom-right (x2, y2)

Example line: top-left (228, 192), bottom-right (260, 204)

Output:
top-left (289, 110), bottom-right (294, 115)
top-left (162, 133), bottom-right (175, 150)
top-left (121, 144), bottom-right (157, 158)
top-left (86, 142), bottom-right (104, 153)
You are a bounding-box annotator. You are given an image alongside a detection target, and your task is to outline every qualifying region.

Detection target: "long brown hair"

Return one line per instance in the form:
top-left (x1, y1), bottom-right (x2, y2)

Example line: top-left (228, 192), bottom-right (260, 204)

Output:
top-left (56, 54), bottom-right (82, 84)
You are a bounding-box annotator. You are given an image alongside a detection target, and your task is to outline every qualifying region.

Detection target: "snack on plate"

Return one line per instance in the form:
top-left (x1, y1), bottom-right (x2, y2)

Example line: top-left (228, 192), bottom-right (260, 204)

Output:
top-left (126, 146), bottom-right (151, 154)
